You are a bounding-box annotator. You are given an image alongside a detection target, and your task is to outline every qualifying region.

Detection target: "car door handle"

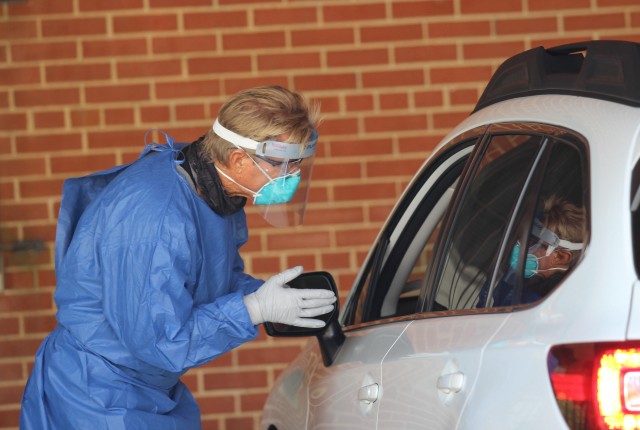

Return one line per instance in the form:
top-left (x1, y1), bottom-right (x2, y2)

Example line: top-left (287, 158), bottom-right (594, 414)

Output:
top-left (358, 383), bottom-right (379, 404)
top-left (437, 371), bottom-right (465, 394)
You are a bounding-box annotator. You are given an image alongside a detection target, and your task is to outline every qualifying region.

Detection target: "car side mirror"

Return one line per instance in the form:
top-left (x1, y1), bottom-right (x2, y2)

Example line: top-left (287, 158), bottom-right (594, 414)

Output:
top-left (263, 271), bottom-right (345, 366)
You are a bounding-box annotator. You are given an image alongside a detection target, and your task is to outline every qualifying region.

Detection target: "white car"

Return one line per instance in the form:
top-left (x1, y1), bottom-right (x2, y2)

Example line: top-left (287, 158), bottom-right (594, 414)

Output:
top-left (261, 40), bottom-right (640, 430)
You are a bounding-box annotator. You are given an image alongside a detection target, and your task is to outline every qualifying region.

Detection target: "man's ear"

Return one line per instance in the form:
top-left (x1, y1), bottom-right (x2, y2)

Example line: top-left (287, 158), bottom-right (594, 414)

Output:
top-left (227, 150), bottom-right (249, 174)
top-left (554, 249), bottom-right (572, 266)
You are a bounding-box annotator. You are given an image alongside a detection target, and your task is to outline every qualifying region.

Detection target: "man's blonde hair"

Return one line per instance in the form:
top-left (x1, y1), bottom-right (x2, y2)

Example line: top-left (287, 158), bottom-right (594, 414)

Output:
top-left (202, 85), bottom-right (320, 165)
top-left (542, 195), bottom-right (586, 264)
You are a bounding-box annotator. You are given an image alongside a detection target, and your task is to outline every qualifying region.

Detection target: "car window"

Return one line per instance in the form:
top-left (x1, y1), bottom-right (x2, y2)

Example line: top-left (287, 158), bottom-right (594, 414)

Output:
top-left (426, 128), bottom-right (588, 312)
top-left (342, 129), bottom-right (482, 326)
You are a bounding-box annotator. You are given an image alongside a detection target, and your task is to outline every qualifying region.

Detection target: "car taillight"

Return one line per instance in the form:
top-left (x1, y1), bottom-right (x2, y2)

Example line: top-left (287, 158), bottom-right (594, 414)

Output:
top-left (549, 343), bottom-right (640, 430)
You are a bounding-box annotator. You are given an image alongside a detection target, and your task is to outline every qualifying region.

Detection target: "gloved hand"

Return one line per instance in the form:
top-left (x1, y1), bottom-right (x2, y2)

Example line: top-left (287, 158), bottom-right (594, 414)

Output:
top-left (243, 266), bottom-right (337, 328)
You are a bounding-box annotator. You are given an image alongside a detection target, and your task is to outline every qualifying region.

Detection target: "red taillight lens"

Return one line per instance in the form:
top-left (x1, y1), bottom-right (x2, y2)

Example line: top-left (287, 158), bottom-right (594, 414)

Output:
top-left (596, 349), bottom-right (640, 429)
top-left (549, 343), bottom-right (640, 430)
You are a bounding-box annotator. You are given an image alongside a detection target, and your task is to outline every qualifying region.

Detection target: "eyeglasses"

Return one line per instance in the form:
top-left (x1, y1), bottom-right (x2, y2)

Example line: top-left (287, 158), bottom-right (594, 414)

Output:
top-left (253, 154), bottom-right (303, 168)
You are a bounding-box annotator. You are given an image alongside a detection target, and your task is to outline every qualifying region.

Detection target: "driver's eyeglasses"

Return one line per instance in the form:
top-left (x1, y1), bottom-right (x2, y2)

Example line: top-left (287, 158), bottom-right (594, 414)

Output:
top-left (254, 154), bottom-right (303, 168)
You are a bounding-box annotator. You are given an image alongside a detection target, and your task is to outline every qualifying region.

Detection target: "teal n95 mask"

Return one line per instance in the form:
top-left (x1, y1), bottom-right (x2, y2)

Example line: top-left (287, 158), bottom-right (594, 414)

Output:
top-left (212, 119), bottom-right (317, 227)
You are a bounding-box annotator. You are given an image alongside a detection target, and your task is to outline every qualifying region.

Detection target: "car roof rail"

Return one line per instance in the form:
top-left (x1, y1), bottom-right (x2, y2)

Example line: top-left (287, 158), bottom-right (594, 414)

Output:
top-left (473, 40), bottom-right (640, 112)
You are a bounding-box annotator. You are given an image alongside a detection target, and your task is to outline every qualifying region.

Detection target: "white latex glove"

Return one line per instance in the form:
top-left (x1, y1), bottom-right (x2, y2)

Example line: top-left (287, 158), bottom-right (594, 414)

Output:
top-left (243, 266), bottom-right (337, 328)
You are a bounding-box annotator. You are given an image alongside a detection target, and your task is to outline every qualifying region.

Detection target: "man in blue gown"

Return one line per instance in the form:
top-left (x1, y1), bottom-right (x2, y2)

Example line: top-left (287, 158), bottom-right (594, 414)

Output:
top-left (20, 86), bottom-right (336, 429)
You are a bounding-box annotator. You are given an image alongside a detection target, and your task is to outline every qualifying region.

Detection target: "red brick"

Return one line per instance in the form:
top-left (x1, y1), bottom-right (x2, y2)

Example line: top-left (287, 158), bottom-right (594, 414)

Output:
top-left (15, 88), bottom-right (80, 108)
top-left (0, 384), bottom-right (25, 405)
top-left (188, 56), bottom-right (252, 75)
top-left (0, 317), bottom-right (19, 336)
top-left (24, 314), bottom-right (57, 334)
top-left (156, 79), bottom-right (221, 99)
top-left (254, 7), bottom-right (317, 26)
top-left (564, 13), bottom-right (625, 31)
top-left (225, 417), bottom-right (254, 430)
top-left (176, 104), bottom-right (207, 121)
top-left (317, 117), bottom-right (359, 136)
top-left (430, 65), bottom-right (493, 84)
top-left (237, 345), bottom-right (303, 365)
top-left (496, 17), bottom-right (558, 35)
top-left (240, 392), bottom-right (268, 412)
top-left (80, 0), bottom-right (143, 11)
top-left (46, 63), bottom-right (111, 83)
top-left (153, 35), bottom-right (217, 54)
top-left (380, 93), bottom-right (409, 110)
top-left (150, 0), bottom-right (211, 7)
top-left (11, 42), bottom-right (77, 62)
top-left (0, 21), bottom-right (38, 39)
top-left (294, 73), bottom-right (357, 91)
top-left (324, 3), bottom-right (386, 22)
top-left (434, 111), bottom-right (471, 129)
top-left (141, 106), bottom-right (171, 123)
top-left (429, 20), bottom-right (491, 38)
top-left (304, 206), bottom-right (365, 225)
top-left (83, 39), bottom-right (148, 58)
top-left (291, 28), bottom-right (354, 47)
top-left (184, 11), bottom-right (247, 29)
top-left (327, 48), bottom-right (389, 67)
top-left (396, 43), bottom-right (457, 63)
top-left (346, 94), bottom-right (374, 111)
top-left (224, 76), bottom-right (289, 96)
top-left (335, 227), bottom-right (380, 246)
top-left (399, 135), bottom-right (443, 153)
top-left (34, 111), bottom-right (66, 129)
top-left (367, 158), bottom-right (424, 178)
top-left (113, 15), bottom-right (178, 33)
top-left (50, 154), bottom-right (118, 174)
top-left (87, 130), bottom-right (143, 150)
top-left (392, 0), bottom-right (454, 17)
top-left (117, 59), bottom-right (182, 79)
top-left (364, 114), bottom-right (427, 133)
top-left (0, 159), bottom-right (46, 177)
top-left (460, 0), bottom-right (522, 13)
top-left (0, 362), bottom-right (24, 382)
top-left (0, 182), bottom-right (14, 200)
top-left (0, 292), bottom-right (52, 313)
top-left (42, 18), bottom-right (107, 37)
top-left (312, 162), bottom-right (362, 180)
top-left (23, 224), bottom-right (57, 241)
top-left (0, 410), bottom-right (19, 428)
top-left (0, 202), bottom-right (49, 222)
top-left (223, 31), bottom-right (286, 50)
top-left (0, 46), bottom-right (5, 62)
top-left (197, 395), bottom-right (235, 414)
top-left (334, 182), bottom-right (397, 202)
top-left (450, 88), bottom-right (479, 105)
top-left (0, 92), bottom-right (8, 109)
top-left (105, 108), bottom-right (135, 125)
top-left (463, 41), bottom-right (526, 60)
top-left (85, 84), bottom-right (150, 103)
top-left (530, 0), bottom-right (589, 9)
top-left (71, 109), bottom-right (100, 127)
top-left (0, 113), bottom-right (28, 131)
top-left (530, 36), bottom-right (591, 49)
top-left (321, 251), bottom-right (351, 269)
top-left (38, 270), bottom-right (57, 289)
top-left (267, 231), bottom-right (330, 250)
top-left (251, 256), bottom-right (279, 274)
top-left (7, 0), bottom-right (73, 16)
top-left (329, 138), bottom-right (392, 158)
top-left (363, 70), bottom-right (424, 88)
top-left (258, 52), bottom-right (321, 71)
top-left (0, 66), bottom-right (40, 86)
top-left (286, 254), bottom-right (316, 270)
top-left (361, 24), bottom-right (423, 43)
top-left (204, 370), bottom-right (268, 390)
top-left (16, 133), bottom-right (82, 153)
top-left (415, 90), bottom-right (444, 107)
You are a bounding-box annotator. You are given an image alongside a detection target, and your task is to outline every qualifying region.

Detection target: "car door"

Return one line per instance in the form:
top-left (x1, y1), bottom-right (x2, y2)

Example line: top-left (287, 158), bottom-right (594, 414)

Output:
top-left (347, 124), bottom-right (588, 429)
top-left (303, 128), bottom-right (482, 429)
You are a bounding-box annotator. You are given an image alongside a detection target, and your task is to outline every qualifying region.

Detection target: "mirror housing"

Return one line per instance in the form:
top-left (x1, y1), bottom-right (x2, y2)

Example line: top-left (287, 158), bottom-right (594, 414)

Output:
top-left (263, 271), bottom-right (345, 366)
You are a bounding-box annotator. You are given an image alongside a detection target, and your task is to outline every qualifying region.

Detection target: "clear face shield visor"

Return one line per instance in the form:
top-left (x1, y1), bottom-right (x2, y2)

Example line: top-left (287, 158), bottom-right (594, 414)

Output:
top-left (528, 218), bottom-right (584, 256)
top-left (212, 119), bottom-right (317, 228)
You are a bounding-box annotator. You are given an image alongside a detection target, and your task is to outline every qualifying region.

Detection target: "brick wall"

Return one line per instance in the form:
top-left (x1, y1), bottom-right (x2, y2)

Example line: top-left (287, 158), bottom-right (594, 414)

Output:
top-left (1, 0), bottom-right (638, 428)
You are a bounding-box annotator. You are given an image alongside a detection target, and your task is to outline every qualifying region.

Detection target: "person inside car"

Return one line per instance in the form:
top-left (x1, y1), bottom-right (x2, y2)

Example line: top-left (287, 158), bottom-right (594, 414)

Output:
top-left (479, 196), bottom-right (586, 307)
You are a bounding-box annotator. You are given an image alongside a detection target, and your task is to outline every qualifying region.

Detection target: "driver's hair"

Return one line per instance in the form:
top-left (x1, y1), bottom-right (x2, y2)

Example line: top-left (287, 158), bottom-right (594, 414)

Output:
top-left (542, 195), bottom-right (586, 264)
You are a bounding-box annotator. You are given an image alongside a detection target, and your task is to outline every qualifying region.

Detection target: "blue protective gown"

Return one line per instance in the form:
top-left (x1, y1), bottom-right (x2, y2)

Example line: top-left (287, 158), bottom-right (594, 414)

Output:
top-left (20, 141), bottom-right (263, 429)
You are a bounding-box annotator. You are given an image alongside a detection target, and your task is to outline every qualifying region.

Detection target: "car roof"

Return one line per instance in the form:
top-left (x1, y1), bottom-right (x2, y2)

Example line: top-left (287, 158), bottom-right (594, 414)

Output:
top-left (473, 40), bottom-right (640, 113)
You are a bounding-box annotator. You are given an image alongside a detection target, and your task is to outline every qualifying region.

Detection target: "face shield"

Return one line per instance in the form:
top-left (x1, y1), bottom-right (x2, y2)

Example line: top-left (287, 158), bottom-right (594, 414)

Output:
top-left (529, 218), bottom-right (584, 256)
top-left (212, 119), bottom-right (317, 227)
